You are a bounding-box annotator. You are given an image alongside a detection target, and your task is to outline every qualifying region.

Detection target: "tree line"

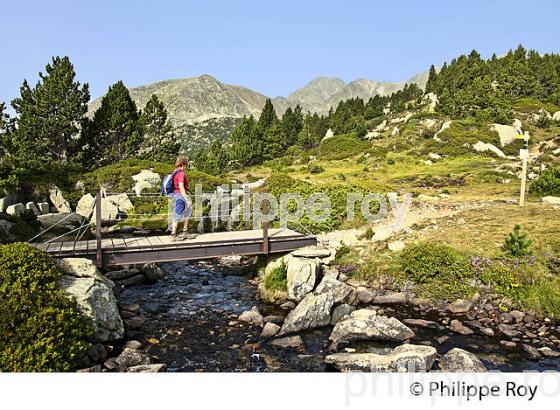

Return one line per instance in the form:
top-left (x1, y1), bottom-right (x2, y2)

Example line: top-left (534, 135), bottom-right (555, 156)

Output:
top-left (426, 45), bottom-right (560, 122)
top-left (0, 56), bottom-right (177, 190)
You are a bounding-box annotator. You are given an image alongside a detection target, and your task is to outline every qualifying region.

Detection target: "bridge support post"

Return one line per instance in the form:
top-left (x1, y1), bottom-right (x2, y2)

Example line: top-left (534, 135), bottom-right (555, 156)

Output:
top-left (95, 190), bottom-right (103, 268)
top-left (243, 185), bottom-right (250, 230)
top-left (262, 197), bottom-right (269, 254)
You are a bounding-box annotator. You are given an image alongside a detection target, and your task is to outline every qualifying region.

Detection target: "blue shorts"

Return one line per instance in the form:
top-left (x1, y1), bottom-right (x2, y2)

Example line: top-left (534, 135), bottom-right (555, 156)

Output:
top-left (174, 197), bottom-right (192, 220)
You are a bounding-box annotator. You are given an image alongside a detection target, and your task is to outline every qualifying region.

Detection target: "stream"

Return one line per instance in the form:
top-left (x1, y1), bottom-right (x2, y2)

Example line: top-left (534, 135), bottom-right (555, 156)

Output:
top-left (117, 261), bottom-right (560, 372)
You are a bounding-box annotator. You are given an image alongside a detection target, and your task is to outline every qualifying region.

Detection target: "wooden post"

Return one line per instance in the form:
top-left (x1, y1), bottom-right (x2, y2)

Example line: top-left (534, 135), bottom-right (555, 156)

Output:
top-left (519, 131), bottom-right (530, 207)
top-left (95, 190), bottom-right (103, 268)
top-left (244, 185), bottom-right (250, 230)
top-left (262, 197), bottom-right (269, 254)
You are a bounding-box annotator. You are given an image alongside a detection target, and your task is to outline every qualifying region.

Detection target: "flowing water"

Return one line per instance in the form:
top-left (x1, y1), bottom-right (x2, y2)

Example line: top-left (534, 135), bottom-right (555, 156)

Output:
top-left (117, 261), bottom-right (560, 372)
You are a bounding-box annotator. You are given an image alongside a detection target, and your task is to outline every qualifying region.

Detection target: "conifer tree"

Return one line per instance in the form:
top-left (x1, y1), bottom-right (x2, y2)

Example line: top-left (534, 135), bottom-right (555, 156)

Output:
top-left (139, 94), bottom-right (178, 161)
top-left (258, 99), bottom-right (277, 130)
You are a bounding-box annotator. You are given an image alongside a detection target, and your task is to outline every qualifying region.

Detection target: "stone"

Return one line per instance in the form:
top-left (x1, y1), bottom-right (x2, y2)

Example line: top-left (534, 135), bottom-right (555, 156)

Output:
top-left (105, 268), bottom-right (141, 281)
top-left (142, 263), bottom-right (165, 282)
top-left (315, 277), bottom-right (352, 304)
top-left (121, 303), bottom-right (140, 313)
top-left (439, 348), bottom-right (487, 372)
top-left (132, 169), bottom-right (161, 195)
top-left (355, 286), bottom-right (375, 304)
top-left (260, 322), bottom-right (281, 338)
top-left (542, 196), bottom-right (560, 205)
top-left (115, 348), bottom-right (152, 370)
top-left (116, 274), bottom-right (145, 287)
top-left (87, 343), bottom-right (108, 363)
top-left (76, 194), bottom-right (96, 219)
top-left (278, 292), bottom-right (335, 336)
top-left (538, 347), bottom-right (560, 358)
top-left (238, 306), bottom-right (264, 327)
top-left (263, 315), bottom-right (285, 324)
top-left (330, 304), bottom-right (356, 326)
top-left (280, 301), bottom-right (296, 310)
top-left (491, 124), bottom-right (519, 147)
top-left (501, 341), bottom-right (517, 349)
top-left (49, 185), bottom-right (72, 213)
top-left (37, 212), bottom-right (84, 230)
top-left (498, 324), bottom-right (520, 338)
top-left (473, 141), bottom-right (506, 158)
top-left (552, 111), bottom-right (560, 122)
top-left (326, 344), bottom-right (437, 372)
top-left (127, 364), bottom-right (167, 372)
top-left (25, 202), bottom-right (40, 215)
top-left (91, 198), bottom-right (119, 221)
top-left (387, 240), bottom-right (405, 252)
top-left (522, 344), bottom-right (541, 360)
top-left (291, 246), bottom-right (332, 258)
top-left (372, 292), bottom-right (407, 304)
top-left (286, 256), bottom-right (319, 302)
top-left (329, 309), bottom-right (414, 344)
top-left (449, 320), bottom-right (474, 335)
top-left (125, 340), bottom-right (143, 350)
top-left (57, 258), bottom-right (114, 287)
top-left (448, 299), bottom-right (473, 314)
top-left (58, 275), bottom-right (123, 342)
top-left (436, 336), bottom-right (450, 345)
top-left (37, 202), bottom-right (50, 214)
top-left (6, 203), bottom-right (25, 216)
top-left (510, 310), bottom-right (525, 323)
top-left (269, 335), bottom-right (304, 349)
top-left (0, 191), bottom-right (18, 213)
top-left (125, 316), bottom-right (147, 329)
top-left (106, 193), bottom-right (134, 214)
top-left (322, 128), bottom-right (334, 140)
top-left (0, 220), bottom-right (14, 238)
top-left (402, 318), bottom-right (441, 329)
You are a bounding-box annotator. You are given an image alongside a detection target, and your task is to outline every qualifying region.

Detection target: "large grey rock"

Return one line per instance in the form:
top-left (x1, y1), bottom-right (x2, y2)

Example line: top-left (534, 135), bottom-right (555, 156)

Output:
top-left (315, 276), bottom-right (351, 304)
top-left (49, 185), bottom-right (72, 213)
top-left (0, 220), bottom-right (14, 238)
top-left (6, 203), bottom-right (25, 216)
top-left (269, 335), bottom-right (304, 349)
top-left (0, 191), bottom-right (18, 213)
top-left (132, 169), bottom-right (161, 195)
top-left (330, 304), bottom-right (356, 325)
top-left (57, 258), bottom-right (124, 342)
top-left (127, 364), bottom-right (167, 373)
top-left (473, 141), bottom-right (506, 158)
top-left (25, 202), bottom-right (40, 215)
top-left (286, 256), bottom-right (320, 301)
top-left (326, 344), bottom-right (437, 372)
top-left (91, 198), bottom-right (119, 221)
top-left (106, 193), bottom-right (133, 213)
top-left (238, 306), bottom-right (264, 327)
top-left (291, 246), bottom-right (332, 258)
top-left (142, 263), bottom-right (165, 282)
top-left (329, 309), bottom-right (414, 344)
top-left (76, 193), bottom-right (96, 219)
top-left (261, 322), bottom-right (281, 338)
top-left (372, 292), bottom-right (407, 304)
top-left (439, 348), bottom-right (487, 372)
top-left (115, 348), bottom-right (152, 370)
top-left (37, 202), bottom-right (50, 214)
top-left (542, 196), bottom-right (560, 205)
top-left (278, 292), bottom-right (335, 336)
top-left (37, 213), bottom-right (84, 230)
top-left (491, 124), bottom-right (519, 147)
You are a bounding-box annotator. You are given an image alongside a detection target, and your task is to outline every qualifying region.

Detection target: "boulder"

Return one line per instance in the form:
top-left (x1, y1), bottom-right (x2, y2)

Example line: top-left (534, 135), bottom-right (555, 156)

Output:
top-left (127, 364), bottom-right (167, 373)
top-left (522, 344), bottom-right (541, 360)
top-left (448, 299), bottom-right (473, 314)
top-left (372, 292), bottom-right (407, 304)
top-left (243, 178), bottom-right (267, 191)
top-left (76, 193), bottom-right (96, 219)
top-left (542, 196), bottom-right (560, 205)
top-left (424, 92), bottom-right (438, 112)
top-left (37, 202), bottom-right (50, 214)
top-left (315, 277), bottom-right (352, 304)
top-left (291, 246), bottom-right (332, 258)
top-left (449, 319), bottom-right (474, 335)
top-left (0, 220), bottom-right (15, 238)
top-left (49, 185), bottom-right (72, 213)
top-left (269, 335), bottom-right (304, 349)
top-left (439, 348), bottom-right (487, 372)
top-left (388, 240), bottom-right (405, 252)
top-left (330, 304), bottom-right (356, 325)
top-left (491, 124), bottom-right (519, 147)
top-left (91, 198), bottom-right (119, 221)
top-left (326, 344), bottom-right (437, 372)
top-left (106, 193), bottom-right (133, 213)
top-left (329, 309), bottom-right (414, 344)
top-left (105, 268), bottom-right (141, 282)
top-left (260, 322), bottom-right (281, 338)
top-left (57, 258), bottom-right (124, 342)
top-left (323, 128), bottom-right (334, 141)
top-left (115, 348), bottom-right (152, 370)
top-left (403, 318), bottom-right (441, 329)
top-left (278, 292), bottom-right (335, 336)
top-left (0, 191), bottom-right (18, 213)
top-left (238, 306), bottom-right (264, 327)
top-left (497, 323), bottom-right (520, 338)
top-left (286, 256), bottom-right (320, 302)
top-left (142, 263), bottom-right (165, 282)
top-left (473, 141), bottom-right (506, 158)
top-left (512, 118), bottom-right (522, 129)
top-left (434, 120), bottom-right (451, 139)
top-left (552, 111), bottom-right (560, 122)
top-left (25, 202), bottom-right (40, 215)
top-left (132, 169), bottom-right (161, 195)
top-left (37, 212), bottom-right (84, 230)
top-left (6, 203), bottom-right (25, 216)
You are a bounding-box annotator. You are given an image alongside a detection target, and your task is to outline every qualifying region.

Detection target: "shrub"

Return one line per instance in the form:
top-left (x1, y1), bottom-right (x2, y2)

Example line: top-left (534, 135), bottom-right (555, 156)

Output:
top-left (400, 242), bottom-right (472, 285)
top-left (503, 224), bottom-right (532, 257)
top-left (263, 261), bottom-right (287, 292)
top-left (317, 133), bottom-right (371, 160)
top-left (307, 163), bottom-right (325, 174)
top-left (529, 166), bottom-right (560, 196)
top-left (0, 243), bottom-right (93, 371)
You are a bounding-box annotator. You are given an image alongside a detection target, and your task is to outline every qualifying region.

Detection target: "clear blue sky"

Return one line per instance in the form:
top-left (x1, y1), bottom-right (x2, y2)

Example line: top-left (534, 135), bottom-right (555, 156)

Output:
top-left (1, 0), bottom-right (559, 105)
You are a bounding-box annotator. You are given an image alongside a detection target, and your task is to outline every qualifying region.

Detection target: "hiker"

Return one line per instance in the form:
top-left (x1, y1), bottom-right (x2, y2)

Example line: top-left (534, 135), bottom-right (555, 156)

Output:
top-left (169, 156), bottom-right (194, 240)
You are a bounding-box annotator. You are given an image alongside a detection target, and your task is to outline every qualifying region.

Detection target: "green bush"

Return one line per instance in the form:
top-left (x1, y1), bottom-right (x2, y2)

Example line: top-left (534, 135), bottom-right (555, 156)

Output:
top-left (317, 133), bottom-right (371, 160)
top-left (503, 224), bottom-right (533, 257)
top-left (307, 163), bottom-right (324, 174)
top-left (0, 243), bottom-right (93, 371)
top-left (529, 166), bottom-right (560, 196)
top-left (263, 261), bottom-right (287, 292)
top-left (400, 242), bottom-right (472, 284)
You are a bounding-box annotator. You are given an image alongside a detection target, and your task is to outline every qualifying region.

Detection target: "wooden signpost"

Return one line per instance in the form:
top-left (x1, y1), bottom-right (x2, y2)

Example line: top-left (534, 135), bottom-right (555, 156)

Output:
top-left (517, 131), bottom-right (530, 207)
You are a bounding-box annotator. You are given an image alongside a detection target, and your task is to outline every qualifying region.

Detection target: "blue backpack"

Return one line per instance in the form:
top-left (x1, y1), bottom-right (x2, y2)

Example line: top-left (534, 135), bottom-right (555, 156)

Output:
top-left (162, 169), bottom-right (181, 196)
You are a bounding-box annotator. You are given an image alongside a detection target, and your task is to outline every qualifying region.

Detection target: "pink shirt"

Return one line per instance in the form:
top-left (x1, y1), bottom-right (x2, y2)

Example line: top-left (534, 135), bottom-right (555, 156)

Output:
top-left (173, 169), bottom-right (188, 193)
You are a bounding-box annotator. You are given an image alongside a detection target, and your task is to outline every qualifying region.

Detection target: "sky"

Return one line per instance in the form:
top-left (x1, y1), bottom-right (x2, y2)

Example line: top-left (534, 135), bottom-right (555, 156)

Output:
top-left (1, 0), bottom-right (560, 105)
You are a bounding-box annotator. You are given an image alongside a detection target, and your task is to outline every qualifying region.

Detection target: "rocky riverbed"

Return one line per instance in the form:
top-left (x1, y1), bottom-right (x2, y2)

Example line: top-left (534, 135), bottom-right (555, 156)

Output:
top-left (113, 258), bottom-right (560, 372)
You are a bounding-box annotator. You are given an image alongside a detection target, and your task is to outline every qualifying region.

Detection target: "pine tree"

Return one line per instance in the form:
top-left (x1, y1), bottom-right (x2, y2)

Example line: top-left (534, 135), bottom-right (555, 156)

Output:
top-left (281, 105), bottom-right (303, 147)
top-left (504, 224), bottom-right (533, 257)
top-left (0, 103), bottom-right (11, 157)
top-left (10, 56), bottom-right (90, 163)
top-left (87, 81), bottom-right (141, 164)
top-left (139, 94), bottom-right (177, 161)
top-left (425, 65), bottom-right (438, 93)
top-left (230, 115), bottom-right (262, 166)
top-left (258, 99), bottom-right (277, 130)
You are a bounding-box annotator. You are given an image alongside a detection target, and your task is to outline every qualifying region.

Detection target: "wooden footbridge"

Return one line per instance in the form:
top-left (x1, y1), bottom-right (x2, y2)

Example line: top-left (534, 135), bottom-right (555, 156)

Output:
top-left (33, 191), bottom-right (316, 267)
